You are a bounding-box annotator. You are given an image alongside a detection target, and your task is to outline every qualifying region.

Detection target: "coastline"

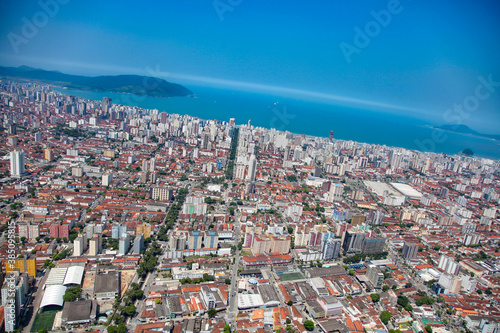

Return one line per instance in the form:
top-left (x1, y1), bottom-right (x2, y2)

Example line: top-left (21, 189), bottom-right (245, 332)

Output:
top-left (425, 125), bottom-right (499, 142)
top-left (51, 85), bottom-right (500, 160)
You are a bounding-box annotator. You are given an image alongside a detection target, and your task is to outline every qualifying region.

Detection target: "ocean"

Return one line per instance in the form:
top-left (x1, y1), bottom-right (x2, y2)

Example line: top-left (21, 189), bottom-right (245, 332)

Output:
top-left (53, 85), bottom-right (500, 160)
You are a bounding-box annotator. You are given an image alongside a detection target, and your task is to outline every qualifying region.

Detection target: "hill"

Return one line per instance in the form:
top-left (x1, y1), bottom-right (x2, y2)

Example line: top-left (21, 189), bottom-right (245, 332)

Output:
top-left (438, 124), bottom-right (500, 141)
top-left (0, 66), bottom-right (193, 98)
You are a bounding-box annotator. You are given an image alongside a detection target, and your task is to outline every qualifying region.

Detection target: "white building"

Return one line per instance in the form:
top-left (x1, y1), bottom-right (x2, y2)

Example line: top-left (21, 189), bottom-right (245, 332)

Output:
top-left (89, 237), bottom-right (100, 256)
top-left (150, 187), bottom-right (173, 201)
top-left (118, 234), bottom-right (130, 255)
top-left (329, 184), bottom-right (344, 202)
top-left (72, 167), bottom-right (83, 177)
top-left (247, 154), bottom-right (257, 181)
top-left (10, 149), bottom-right (25, 177)
top-left (438, 255), bottom-right (460, 275)
top-left (102, 173), bottom-right (113, 186)
top-left (73, 237), bottom-right (85, 256)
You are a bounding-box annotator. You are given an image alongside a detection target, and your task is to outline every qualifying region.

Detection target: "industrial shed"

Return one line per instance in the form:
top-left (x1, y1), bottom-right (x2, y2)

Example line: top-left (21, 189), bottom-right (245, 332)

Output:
top-left (63, 266), bottom-right (85, 286)
top-left (45, 267), bottom-right (68, 286)
top-left (40, 285), bottom-right (67, 308)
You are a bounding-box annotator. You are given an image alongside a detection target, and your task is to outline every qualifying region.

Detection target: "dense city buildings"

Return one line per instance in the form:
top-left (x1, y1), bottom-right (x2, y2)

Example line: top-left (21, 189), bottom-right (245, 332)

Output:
top-left (0, 79), bottom-right (498, 333)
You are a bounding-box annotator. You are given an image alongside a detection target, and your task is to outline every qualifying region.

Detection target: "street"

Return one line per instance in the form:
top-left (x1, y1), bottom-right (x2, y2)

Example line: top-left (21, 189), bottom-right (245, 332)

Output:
top-left (226, 213), bottom-right (241, 325)
top-left (22, 270), bottom-right (49, 333)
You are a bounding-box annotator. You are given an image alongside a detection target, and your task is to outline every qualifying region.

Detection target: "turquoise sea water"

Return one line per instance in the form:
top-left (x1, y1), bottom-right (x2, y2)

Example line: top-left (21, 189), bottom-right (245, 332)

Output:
top-left (53, 85), bottom-right (500, 160)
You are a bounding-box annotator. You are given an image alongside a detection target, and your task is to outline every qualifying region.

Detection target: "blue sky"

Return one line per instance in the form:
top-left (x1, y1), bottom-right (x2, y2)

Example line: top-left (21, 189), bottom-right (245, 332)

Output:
top-left (1, 0), bottom-right (499, 133)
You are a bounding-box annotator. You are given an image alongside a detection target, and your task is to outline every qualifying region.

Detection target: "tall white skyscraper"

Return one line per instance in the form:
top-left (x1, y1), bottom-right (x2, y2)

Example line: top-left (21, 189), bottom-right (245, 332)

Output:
top-left (390, 152), bottom-right (402, 170)
top-left (247, 154), bottom-right (257, 182)
top-left (149, 157), bottom-right (156, 172)
top-left (438, 254), bottom-right (460, 275)
top-left (10, 150), bottom-right (25, 178)
top-left (73, 237), bottom-right (84, 256)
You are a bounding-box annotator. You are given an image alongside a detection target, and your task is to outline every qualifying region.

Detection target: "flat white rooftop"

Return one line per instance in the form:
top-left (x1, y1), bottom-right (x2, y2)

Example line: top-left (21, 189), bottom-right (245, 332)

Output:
top-left (237, 294), bottom-right (264, 309)
top-left (369, 259), bottom-right (393, 266)
top-left (390, 182), bottom-right (423, 199)
top-left (364, 181), bottom-right (400, 197)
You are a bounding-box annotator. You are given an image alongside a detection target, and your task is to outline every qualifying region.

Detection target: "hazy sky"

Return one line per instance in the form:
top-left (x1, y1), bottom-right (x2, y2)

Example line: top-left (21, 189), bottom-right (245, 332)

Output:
top-left (1, 0), bottom-right (499, 133)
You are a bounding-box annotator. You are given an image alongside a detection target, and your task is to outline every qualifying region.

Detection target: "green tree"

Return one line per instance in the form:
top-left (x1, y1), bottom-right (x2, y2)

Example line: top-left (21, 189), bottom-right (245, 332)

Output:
top-left (113, 315), bottom-right (125, 324)
top-left (397, 295), bottom-right (409, 307)
top-left (207, 308), bottom-right (217, 318)
top-left (371, 293), bottom-right (381, 303)
top-left (203, 273), bottom-right (215, 282)
top-left (123, 304), bottom-right (136, 316)
top-left (63, 285), bottom-right (81, 302)
top-left (415, 295), bottom-right (434, 306)
top-left (117, 323), bottom-right (127, 333)
top-left (125, 283), bottom-right (144, 301)
top-left (380, 311), bottom-right (392, 325)
top-left (425, 325), bottom-right (433, 333)
top-left (287, 300), bottom-right (293, 306)
top-left (304, 320), bottom-right (315, 331)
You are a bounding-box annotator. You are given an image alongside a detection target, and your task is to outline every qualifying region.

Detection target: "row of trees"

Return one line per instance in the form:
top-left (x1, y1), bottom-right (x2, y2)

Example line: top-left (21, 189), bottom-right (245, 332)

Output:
top-left (137, 242), bottom-right (162, 278)
top-left (156, 187), bottom-right (189, 241)
top-left (225, 128), bottom-right (239, 179)
top-left (109, 189), bottom-right (189, 332)
top-left (108, 283), bottom-right (143, 333)
top-left (123, 282), bottom-right (143, 304)
top-left (52, 249), bottom-right (70, 261)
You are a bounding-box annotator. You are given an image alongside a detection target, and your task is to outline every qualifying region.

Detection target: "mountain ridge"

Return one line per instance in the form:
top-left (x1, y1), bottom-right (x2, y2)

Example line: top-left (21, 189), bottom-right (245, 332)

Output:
top-left (437, 124), bottom-right (500, 141)
top-left (0, 65), bottom-right (193, 98)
